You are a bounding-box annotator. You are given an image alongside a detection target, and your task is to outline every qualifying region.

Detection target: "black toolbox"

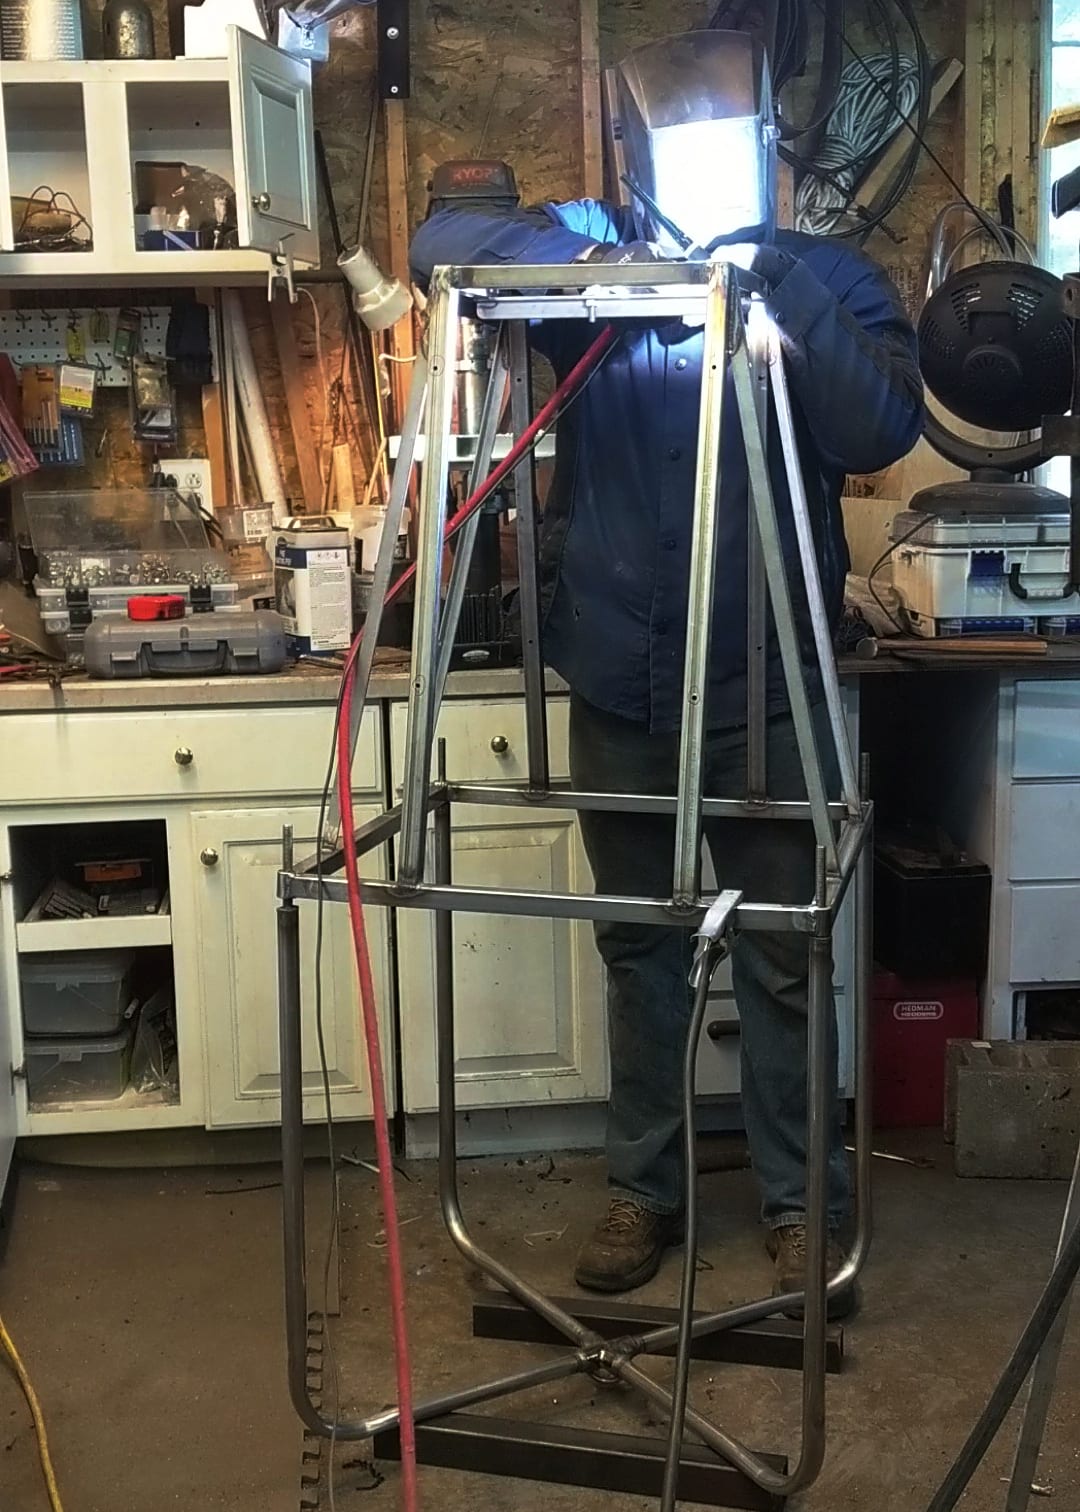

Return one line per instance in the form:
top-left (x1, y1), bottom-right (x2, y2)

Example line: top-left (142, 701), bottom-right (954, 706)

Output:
top-left (873, 834), bottom-right (992, 978)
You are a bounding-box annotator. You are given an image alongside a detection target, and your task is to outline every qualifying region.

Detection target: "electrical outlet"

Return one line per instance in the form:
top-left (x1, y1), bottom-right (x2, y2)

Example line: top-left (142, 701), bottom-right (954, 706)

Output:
top-left (159, 457), bottom-right (214, 510)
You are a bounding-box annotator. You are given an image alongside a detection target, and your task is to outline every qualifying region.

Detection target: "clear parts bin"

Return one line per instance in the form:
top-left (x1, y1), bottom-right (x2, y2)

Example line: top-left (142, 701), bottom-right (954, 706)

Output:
top-left (21, 951), bottom-right (135, 1036)
top-left (26, 1024), bottom-right (134, 1106)
top-left (37, 547), bottom-right (234, 593)
top-left (24, 488), bottom-right (232, 589)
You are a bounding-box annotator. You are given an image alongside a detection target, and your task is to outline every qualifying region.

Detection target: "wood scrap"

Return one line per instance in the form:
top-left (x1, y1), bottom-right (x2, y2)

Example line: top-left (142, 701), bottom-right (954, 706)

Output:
top-left (270, 297), bottom-right (324, 515)
top-left (890, 636), bottom-right (1049, 658)
top-left (579, 0), bottom-right (602, 199)
top-left (383, 98), bottom-right (415, 435)
top-left (197, 291), bottom-right (229, 510)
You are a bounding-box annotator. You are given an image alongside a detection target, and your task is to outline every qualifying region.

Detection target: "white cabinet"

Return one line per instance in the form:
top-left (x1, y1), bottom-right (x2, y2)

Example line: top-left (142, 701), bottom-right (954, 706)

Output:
top-left (0, 826), bottom-right (18, 1199)
top-left (0, 802), bottom-right (205, 1136)
top-left (0, 696), bottom-right (380, 1138)
top-left (0, 28), bottom-right (318, 283)
top-left (191, 804), bottom-right (393, 1127)
top-left (392, 698), bottom-right (607, 1114)
top-left (888, 673), bottom-right (1080, 1038)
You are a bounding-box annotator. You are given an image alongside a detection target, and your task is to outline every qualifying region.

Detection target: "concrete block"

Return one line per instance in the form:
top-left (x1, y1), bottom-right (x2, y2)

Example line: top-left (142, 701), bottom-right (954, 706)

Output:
top-left (948, 1040), bottom-right (1080, 1179)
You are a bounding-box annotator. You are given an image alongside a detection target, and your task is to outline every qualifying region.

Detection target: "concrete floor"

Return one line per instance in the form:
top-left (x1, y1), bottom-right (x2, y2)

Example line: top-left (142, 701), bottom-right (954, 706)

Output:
top-left (2, 1133), bottom-right (1079, 1511)
top-left (0, 1160), bottom-right (332, 1512)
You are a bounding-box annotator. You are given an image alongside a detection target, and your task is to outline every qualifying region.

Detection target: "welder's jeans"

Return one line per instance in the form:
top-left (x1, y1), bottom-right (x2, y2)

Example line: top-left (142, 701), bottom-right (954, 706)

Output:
top-left (568, 692), bottom-right (851, 1230)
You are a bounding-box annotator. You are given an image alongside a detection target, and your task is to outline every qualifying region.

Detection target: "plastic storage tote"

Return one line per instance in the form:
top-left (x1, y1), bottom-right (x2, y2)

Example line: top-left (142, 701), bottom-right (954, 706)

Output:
top-left (26, 1025), bottom-right (134, 1105)
top-left (20, 951), bottom-right (135, 1036)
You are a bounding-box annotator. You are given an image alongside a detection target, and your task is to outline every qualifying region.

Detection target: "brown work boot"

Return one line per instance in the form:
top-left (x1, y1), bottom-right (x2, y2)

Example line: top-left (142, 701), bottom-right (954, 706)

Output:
top-left (766, 1224), bottom-right (857, 1322)
top-left (574, 1197), bottom-right (683, 1293)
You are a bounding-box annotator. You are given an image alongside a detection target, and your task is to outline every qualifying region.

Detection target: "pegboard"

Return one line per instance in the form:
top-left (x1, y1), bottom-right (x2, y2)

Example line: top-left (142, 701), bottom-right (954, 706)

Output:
top-left (0, 306), bottom-right (170, 386)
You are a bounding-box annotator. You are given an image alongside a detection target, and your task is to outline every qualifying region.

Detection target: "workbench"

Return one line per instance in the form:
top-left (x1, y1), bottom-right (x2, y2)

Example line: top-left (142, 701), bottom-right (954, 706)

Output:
top-left (0, 646), bottom-right (1077, 1159)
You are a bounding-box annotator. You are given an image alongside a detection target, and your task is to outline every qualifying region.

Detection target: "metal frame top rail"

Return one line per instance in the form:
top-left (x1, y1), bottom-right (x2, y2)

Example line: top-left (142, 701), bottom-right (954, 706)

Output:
top-left (447, 261), bottom-right (717, 290)
top-left (451, 261), bottom-right (771, 323)
top-left (435, 258), bottom-right (772, 323)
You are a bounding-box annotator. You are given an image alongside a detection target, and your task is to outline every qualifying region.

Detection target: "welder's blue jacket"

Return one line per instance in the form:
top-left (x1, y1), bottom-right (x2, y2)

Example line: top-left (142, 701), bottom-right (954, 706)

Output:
top-left (411, 200), bottom-right (924, 732)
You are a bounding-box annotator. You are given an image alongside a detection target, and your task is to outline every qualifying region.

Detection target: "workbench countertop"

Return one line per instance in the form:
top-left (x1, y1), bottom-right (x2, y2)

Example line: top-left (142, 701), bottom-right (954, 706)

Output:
top-left (0, 658), bottom-right (570, 714)
top-left (5, 641), bottom-right (1080, 714)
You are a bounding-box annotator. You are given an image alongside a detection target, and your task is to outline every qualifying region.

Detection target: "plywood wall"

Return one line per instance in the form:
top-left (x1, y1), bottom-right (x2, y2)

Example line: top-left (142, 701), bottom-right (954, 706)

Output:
top-left (7, 0), bottom-right (1042, 513)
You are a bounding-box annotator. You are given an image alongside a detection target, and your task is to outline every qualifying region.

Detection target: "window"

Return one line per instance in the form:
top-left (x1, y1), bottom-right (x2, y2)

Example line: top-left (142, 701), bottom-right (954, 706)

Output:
top-left (1046, 1), bottom-right (1080, 274)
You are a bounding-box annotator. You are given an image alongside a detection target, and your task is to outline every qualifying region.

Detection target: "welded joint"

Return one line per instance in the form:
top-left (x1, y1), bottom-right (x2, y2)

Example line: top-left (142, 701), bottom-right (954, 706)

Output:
top-left (428, 264), bottom-right (455, 303)
top-left (277, 868), bottom-right (342, 903)
top-left (578, 1341), bottom-right (621, 1379)
top-left (594, 1336), bottom-right (647, 1373)
top-left (806, 902), bottom-right (835, 940)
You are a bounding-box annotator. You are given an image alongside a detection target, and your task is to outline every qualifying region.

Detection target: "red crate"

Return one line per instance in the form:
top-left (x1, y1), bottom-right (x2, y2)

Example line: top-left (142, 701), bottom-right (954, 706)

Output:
top-left (872, 971), bottom-right (980, 1128)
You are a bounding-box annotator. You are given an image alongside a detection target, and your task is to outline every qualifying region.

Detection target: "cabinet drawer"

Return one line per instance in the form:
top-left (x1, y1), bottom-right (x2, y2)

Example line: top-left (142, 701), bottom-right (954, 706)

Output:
top-left (1, 706), bottom-right (381, 804)
top-left (1009, 783), bottom-right (1080, 881)
top-left (1010, 884), bottom-right (1080, 982)
top-left (694, 968), bottom-right (853, 1097)
top-left (1013, 681), bottom-right (1080, 778)
top-left (391, 696), bottom-right (570, 786)
top-left (697, 966), bottom-right (740, 1098)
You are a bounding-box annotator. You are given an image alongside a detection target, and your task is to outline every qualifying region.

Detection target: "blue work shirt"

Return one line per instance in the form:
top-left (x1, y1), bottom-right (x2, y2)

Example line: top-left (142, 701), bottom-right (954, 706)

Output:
top-left (411, 199), bottom-right (924, 732)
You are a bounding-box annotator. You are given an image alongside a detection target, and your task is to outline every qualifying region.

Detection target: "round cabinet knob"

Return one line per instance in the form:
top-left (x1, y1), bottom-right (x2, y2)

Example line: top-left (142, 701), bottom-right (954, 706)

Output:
top-left (200, 847), bottom-right (220, 868)
top-left (490, 734), bottom-right (510, 755)
top-left (252, 192), bottom-right (272, 213)
top-left (174, 746), bottom-right (194, 767)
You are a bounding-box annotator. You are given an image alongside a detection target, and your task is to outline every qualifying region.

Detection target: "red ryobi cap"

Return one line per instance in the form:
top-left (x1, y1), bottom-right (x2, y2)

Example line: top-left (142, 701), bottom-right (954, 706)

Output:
top-left (128, 594), bottom-right (185, 621)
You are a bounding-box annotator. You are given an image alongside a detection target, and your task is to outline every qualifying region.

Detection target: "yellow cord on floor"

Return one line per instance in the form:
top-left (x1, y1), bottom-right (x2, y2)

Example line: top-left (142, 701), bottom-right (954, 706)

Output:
top-left (0, 1310), bottom-right (64, 1511)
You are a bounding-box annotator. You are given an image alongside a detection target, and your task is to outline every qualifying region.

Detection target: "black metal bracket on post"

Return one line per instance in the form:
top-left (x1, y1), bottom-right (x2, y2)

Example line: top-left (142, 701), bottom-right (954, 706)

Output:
top-left (374, 1415), bottom-right (788, 1510)
top-left (376, 0), bottom-right (410, 99)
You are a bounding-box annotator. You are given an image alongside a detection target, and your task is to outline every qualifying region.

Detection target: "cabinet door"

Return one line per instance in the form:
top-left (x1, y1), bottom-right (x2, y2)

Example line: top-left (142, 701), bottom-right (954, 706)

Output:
top-left (191, 805), bottom-right (392, 1127)
top-left (229, 27), bottom-right (319, 263)
top-left (0, 827), bottom-right (18, 1195)
top-left (392, 700), bottom-right (607, 1113)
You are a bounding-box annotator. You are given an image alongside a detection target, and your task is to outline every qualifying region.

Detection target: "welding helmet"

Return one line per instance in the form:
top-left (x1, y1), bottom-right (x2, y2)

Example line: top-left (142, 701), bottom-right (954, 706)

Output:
top-left (614, 30), bottom-right (777, 257)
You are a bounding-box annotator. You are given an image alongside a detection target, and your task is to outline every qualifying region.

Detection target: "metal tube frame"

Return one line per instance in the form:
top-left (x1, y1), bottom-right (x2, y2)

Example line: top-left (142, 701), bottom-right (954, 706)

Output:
top-left (277, 263), bottom-right (875, 1505)
top-left (324, 350), bottom-right (429, 846)
top-left (1005, 1134), bottom-right (1080, 1510)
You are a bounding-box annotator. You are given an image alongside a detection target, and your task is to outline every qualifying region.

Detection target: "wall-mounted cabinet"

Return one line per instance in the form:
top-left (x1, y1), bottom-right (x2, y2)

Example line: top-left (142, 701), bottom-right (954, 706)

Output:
top-left (0, 27), bottom-right (318, 285)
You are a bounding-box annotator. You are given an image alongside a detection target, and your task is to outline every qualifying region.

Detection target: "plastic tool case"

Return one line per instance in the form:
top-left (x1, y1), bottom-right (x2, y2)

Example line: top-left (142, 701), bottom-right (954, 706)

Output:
top-left (83, 610), bottom-right (287, 678)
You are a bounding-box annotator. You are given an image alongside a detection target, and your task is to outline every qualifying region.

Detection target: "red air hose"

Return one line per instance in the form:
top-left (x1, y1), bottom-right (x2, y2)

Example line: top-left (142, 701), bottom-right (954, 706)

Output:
top-left (334, 322), bottom-right (615, 1512)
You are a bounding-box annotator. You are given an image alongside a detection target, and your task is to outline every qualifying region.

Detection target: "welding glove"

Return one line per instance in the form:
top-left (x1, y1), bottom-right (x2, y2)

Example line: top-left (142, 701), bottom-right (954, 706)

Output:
top-left (716, 243), bottom-right (797, 289)
top-left (581, 240), bottom-right (660, 265)
top-left (749, 244), bottom-right (798, 288)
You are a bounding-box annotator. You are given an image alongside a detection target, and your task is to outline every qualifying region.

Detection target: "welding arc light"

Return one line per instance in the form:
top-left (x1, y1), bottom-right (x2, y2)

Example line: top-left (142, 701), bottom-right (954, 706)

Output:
top-left (650, 116), bottom-right (767, 254)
